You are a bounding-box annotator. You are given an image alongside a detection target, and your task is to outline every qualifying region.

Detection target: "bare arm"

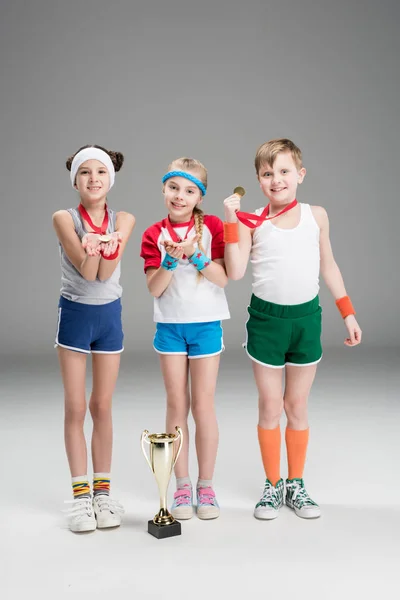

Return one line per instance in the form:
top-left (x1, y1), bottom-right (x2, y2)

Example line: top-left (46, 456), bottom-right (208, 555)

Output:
top-left (98, 211), bottom-right (136, 281)
top-left (313, 205), bottom-right (362, 346)
top-left (223, 194), bottom-right (253, 280)
top-left (200, 258), bottom-right (228, 288)
top-left (315, 206), bottom-right (348, 299)
top-left (52, 210), bottom-right (100, 281)
top-left (146, 266), bottom-right (174, 298)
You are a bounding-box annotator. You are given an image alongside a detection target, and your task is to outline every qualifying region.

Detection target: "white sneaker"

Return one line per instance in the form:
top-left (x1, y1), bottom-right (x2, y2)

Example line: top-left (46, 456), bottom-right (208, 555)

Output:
top-left (93, 494), bottom-right (124, 528)
top-left (64, 496), bottom-right (97, 532)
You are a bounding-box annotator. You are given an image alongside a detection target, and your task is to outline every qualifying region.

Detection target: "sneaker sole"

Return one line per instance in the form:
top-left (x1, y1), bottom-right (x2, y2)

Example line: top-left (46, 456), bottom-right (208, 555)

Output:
top-left (70, 521), bottom-right (97, 532)
top-left (171, 508), bottom-right (194, 520)
top-left (286, 501), bottom-right (321, 519)
top-left (197, 508), bottom-right (220, 520)
top-left (254, 510), bottom-right (279, 520)
top-left (95, 517), bottom-right (122, 528)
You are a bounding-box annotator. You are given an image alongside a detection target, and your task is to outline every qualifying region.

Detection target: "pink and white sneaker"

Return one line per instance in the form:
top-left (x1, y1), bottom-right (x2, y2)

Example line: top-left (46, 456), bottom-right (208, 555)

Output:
top-left (171, 484), bottom-right (194, 520)
top-left (196, 487), bottom-right (220, 520)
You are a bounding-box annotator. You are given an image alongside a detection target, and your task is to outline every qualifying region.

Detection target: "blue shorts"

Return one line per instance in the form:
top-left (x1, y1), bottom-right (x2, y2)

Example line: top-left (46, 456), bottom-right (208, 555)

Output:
top-left (153, 321), bottom-right (224, 359)
top-left (55, 296), bottom-right (124, 354)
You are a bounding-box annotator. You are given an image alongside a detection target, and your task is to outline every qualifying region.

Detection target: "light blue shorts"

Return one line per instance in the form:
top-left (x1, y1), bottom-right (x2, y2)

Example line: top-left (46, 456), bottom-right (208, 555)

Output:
top-left (153, 321), bottom-right (224, 358)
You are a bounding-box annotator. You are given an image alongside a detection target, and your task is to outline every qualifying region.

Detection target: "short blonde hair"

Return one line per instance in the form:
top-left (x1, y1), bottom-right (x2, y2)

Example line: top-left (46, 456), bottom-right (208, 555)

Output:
top-left (255, 138), bottom-right (303, 174)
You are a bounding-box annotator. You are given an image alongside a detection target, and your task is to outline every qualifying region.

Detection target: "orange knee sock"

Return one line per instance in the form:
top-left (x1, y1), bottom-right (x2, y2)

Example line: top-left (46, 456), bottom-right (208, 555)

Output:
top-left (285, 427), bottom-right (309, 480)
top-left (257, 425), bottom-right (281, 486)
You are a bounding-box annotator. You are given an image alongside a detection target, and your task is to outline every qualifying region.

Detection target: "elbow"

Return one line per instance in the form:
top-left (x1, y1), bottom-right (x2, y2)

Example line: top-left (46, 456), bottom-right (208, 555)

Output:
top-left (148, 286), bottom-right (161, 298)
top-left (83, 273), bottom-right (97, 282)
top-left (228, 270), bottom-right (245, 281)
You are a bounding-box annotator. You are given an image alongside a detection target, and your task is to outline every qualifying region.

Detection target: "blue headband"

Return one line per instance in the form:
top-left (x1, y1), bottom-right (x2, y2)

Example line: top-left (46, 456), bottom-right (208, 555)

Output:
top-left (162, 170), bottom-right (207, 196)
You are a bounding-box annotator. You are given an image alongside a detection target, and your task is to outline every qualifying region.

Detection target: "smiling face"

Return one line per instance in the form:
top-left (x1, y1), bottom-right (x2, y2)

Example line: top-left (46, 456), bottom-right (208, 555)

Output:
top-left (163, 172), bottom-right (203, 222)
top-left (74, 159), bottom-right (110, 204)
top-left (258, 151), bottom-right (306, 205)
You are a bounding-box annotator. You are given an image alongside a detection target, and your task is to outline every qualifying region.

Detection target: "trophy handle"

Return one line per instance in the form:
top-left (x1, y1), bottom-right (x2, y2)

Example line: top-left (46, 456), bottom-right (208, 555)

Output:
top-left (173, 426), bottom-right (183, 468)
top-left (141, 430), bottom-right (153, 472)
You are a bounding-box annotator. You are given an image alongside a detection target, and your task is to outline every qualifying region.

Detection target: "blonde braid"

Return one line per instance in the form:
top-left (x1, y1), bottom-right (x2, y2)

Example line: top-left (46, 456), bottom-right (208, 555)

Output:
top-left (193, 206), bottom-right (206, 280)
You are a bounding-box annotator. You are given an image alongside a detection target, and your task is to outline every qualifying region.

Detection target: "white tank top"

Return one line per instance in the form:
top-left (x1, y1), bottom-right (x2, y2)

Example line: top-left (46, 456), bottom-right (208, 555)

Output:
top-left (250, 203), bottom-right (320, 305)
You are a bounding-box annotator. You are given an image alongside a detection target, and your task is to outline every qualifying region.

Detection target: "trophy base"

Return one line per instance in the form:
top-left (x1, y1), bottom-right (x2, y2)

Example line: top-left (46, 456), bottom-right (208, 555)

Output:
top-left (148, 519), bottom-right (181, 539)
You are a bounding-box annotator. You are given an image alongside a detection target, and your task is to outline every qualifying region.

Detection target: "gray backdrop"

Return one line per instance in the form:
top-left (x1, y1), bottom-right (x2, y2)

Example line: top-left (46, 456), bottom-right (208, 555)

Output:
top-left (1, 0), bottom-right (399, 355)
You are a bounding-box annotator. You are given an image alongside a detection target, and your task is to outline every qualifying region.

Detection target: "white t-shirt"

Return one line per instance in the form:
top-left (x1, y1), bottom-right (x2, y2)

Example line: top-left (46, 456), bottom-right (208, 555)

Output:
top-left (141, 215), bottom-right (230, 323)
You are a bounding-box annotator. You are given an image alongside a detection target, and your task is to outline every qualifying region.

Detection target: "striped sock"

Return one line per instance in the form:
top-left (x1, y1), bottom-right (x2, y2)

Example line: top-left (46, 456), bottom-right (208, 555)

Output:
top-left (72, 475), bottom-right (91, 499)
top-left (93, 473), bottom-right (111, 497)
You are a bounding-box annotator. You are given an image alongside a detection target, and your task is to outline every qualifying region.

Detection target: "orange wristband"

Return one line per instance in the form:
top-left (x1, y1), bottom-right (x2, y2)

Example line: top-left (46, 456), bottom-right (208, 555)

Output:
top-left (336, 296), bottom-right (355, 319)
top-left (223, 222), bottom-right (239, 244)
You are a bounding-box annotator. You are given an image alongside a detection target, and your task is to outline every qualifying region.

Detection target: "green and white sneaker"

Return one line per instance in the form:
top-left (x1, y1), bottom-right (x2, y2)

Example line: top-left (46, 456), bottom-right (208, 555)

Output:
top-left (285, 478), bottom-right (321, 519)
top-left (254, 478), bottom-right (284, 520)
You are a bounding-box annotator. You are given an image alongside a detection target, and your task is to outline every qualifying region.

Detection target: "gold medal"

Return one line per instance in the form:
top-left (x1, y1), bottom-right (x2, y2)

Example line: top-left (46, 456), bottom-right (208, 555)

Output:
top-left (99, 234), bottom-right (112, 243)
top-left (233, 186), bottom-right (246, 197)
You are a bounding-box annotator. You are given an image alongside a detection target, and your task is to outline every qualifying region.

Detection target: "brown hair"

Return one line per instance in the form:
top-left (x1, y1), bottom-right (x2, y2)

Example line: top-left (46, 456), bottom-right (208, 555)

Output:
top-left (255, 138), bottom-right (303, 174)
top-left (167, 157), bottom-right (207, 280)
top-left (66, 145), bottom-right (124, 173)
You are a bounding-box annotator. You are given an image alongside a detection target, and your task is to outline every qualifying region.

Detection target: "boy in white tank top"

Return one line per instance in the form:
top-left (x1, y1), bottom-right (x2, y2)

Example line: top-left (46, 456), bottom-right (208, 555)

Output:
top-left (223, 138), bottom-right (362, 520)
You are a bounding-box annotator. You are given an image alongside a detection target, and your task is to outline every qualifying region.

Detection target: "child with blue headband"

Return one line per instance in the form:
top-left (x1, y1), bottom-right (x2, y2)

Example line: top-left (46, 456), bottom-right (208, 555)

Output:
top-left (141, 157), bottom-right (230, 520)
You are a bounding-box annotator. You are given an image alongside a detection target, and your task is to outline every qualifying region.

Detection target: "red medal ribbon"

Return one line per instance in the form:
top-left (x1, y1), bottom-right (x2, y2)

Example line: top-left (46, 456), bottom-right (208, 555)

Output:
top-left (163, 215), bottom-right (195, 243)
top-left (236, 199), bottom-right (298, 229)
top-left (163, 216), bottom-right (195, 259)
top-left (78, 203), bottom-right (109, 234)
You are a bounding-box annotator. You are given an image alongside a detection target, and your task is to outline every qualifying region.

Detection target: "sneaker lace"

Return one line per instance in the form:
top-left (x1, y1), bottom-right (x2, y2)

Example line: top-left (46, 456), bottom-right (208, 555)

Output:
top-left (258, 482), bottom-right (280, 508)
top-left (173, 487), bottom-right (192, 506)
top-left (288, 482), bottom-right (317, 508)
top-left (94, 495), bottom-right (125, 514)
top-left (63, 496), bottom-right (93, 519)
top-left (197, 487), bottom-right (216, 506)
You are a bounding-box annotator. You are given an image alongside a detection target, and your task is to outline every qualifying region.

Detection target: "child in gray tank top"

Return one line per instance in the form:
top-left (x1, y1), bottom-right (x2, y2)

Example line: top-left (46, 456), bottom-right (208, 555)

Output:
top-left (53, 144), bottom-right (135, 533)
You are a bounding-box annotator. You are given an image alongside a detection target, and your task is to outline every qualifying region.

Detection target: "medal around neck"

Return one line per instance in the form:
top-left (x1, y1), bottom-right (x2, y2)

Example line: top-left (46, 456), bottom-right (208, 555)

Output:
top-left (141, 426), bottom-right (183, 539)
top-left (98, 234), bottom-right (112, 243)
top-left (233, 186), bottom-right (246, 197)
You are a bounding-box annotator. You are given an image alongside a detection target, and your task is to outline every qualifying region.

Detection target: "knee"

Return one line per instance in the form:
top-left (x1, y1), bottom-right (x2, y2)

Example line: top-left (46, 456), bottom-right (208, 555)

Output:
top-left (259, 398), bottom-right (283, 424)
top-left (191, 399), bottom-right (215, 423)
top-left (284, 396), bottom-right (307, 422)
top-left (166, 394), bottom-right (190, 416)
top-left (65, 400), bottom-right (86, 425)
top-left (89, 398), bottom-right (112, 422)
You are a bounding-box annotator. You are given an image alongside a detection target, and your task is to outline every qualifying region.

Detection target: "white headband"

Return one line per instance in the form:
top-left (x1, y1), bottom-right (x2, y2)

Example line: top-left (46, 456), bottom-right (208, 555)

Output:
top-left (70, 147), bottom-right (116, 190)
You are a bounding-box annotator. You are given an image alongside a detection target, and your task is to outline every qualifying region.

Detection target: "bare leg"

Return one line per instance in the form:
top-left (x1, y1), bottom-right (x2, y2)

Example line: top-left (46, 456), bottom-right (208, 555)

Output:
top-left (283, 364), bottom-right (317, 430)
top-left (90, 353), bottom-right (121, 473)
top-left (190, 355), bottom-right (220, 480)
top-left (252, 362), bottom-right (284, 429)
top-left (160, 355), bottom-right (190, 478)
top-left (58, 347), bottom-right (87, 477)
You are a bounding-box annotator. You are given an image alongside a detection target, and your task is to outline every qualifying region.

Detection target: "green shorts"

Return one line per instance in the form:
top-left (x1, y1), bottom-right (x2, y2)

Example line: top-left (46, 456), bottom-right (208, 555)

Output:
top-left (244, 294), bottom-right (322, 368)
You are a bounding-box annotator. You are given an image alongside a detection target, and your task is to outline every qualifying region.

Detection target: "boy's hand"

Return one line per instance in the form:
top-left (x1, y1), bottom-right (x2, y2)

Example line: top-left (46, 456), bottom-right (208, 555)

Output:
top-left (223, 193), bottom-right (241, 222)
top-left (343, 315), bottom-right (362, 346)
top-left (82, 233), bottom-right (102, 256)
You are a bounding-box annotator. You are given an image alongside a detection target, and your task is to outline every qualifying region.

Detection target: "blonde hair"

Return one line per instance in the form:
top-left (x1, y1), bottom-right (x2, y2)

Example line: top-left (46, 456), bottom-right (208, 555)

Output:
top-left (167, 157), bottom-right (208, 280)
top-left (255, 138), bottom-right (303, 174)
top-left (167, 157), bottom-right (207, 253)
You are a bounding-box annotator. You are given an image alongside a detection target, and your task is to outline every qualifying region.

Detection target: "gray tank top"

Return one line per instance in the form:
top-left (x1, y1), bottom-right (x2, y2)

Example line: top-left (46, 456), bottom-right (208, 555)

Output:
top-left (59, 207), bottom-right (122, 305)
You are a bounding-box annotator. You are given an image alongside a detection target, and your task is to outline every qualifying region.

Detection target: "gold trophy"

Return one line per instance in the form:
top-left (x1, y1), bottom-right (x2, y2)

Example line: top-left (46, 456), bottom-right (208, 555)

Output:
top-left (141, 426), bottom-right (183, 539)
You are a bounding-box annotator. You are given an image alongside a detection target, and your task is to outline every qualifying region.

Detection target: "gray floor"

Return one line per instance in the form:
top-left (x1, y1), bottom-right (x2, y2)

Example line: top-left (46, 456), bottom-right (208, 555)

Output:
top-left (1, 347), bottom-right (399, 599)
